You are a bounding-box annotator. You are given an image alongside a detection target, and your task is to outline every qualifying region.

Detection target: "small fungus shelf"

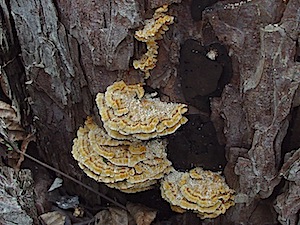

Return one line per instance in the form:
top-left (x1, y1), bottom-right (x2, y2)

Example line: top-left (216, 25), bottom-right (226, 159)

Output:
top-left (160, 167), bottom-right (235, 219)
top-left (133, 4), bottom-right (174, 78)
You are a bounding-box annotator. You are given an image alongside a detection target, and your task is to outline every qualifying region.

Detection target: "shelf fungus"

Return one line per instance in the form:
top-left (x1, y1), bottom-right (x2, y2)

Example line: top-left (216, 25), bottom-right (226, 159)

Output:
top-left (133, 4), bottom-right (174, 78)
top-left (160, 167), bottom-right (235, 219)
top-left (96, 80), bottom-right (188, 141)
top-left (72, 117), bottom-right (173, 193)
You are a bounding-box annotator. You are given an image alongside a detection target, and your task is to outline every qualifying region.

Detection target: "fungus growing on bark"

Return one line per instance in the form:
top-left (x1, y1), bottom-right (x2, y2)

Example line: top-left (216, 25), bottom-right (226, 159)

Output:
top-left (96, 80), bottom-right (188, 141)
top-left (160, 167), bottom-right (235, 219)
top-left (133, 4), bottom-right (174, 78)
top-left (72, 117), bottom-right (172, 193)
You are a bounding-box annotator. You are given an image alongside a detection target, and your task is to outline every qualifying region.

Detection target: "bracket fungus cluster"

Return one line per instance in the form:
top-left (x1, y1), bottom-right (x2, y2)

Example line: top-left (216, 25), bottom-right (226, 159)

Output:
top-left (133, 4), bottom-right (174, 78)
top-left (72, 116), bottom-right (173, 193)
top-left (160, 167), bottom-right (235, 219)
top-left (96, 80), bottom-right (188, 141)
top-left (71, 45), bottom-right (235, 216)
top-left (72, 80), bottom-right (188, 193)
top-left (71, 79), bottom-right (236, 218)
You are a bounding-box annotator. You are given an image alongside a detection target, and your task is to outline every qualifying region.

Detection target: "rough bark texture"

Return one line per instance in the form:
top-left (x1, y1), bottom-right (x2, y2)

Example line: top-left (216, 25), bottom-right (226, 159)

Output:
top-left (8, 0), bottom-right (96, 199)
top-left (1, 0), bottom-right (300, 224)
top-left (206, 0), bottom-right (300, 223)
top-left (274, 148), bottom-right (300, 225)
top-left (0, 0), bottom-right (29, 126)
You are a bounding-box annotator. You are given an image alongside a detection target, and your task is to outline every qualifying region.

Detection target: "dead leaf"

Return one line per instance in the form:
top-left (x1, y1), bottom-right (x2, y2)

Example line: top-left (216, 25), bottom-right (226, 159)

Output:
top-left (73, 206), bottom-right (84, 217)
top-left (93, 207), bottom-right (135, 225)
top-left (39, 211), bottom-right (66, 225)
top-left (94, 210), bottom-right (112, 225)
top-left (127, 202), bottom-right (157, 225)
top-left (0, 101), bottom-right (27, 143)
top-left (48, 177), bottom-right (63, 192)
top-left (0, 100), bottom-right (35, 169)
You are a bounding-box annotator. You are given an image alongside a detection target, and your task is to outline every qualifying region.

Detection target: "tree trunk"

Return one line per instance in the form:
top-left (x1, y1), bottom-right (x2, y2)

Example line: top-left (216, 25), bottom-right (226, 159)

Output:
top-left (1, 0), bottom-right (300, 224)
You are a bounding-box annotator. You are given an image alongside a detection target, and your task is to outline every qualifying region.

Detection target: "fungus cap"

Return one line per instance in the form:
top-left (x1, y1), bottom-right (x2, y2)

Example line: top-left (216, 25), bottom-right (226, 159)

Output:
top-left (160, 168), bottom-right (235, 219)
top-left (72, 117), bottom-right (172, 192)
top-left (134, 5), bottom-right (174, 42)
top-left (96, 81), bottom-right (188, 141)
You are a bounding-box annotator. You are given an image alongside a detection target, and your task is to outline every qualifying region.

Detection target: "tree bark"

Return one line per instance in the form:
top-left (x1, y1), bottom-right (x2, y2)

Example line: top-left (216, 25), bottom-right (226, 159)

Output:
top-left (1, 0), bottom-right (300, 224)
